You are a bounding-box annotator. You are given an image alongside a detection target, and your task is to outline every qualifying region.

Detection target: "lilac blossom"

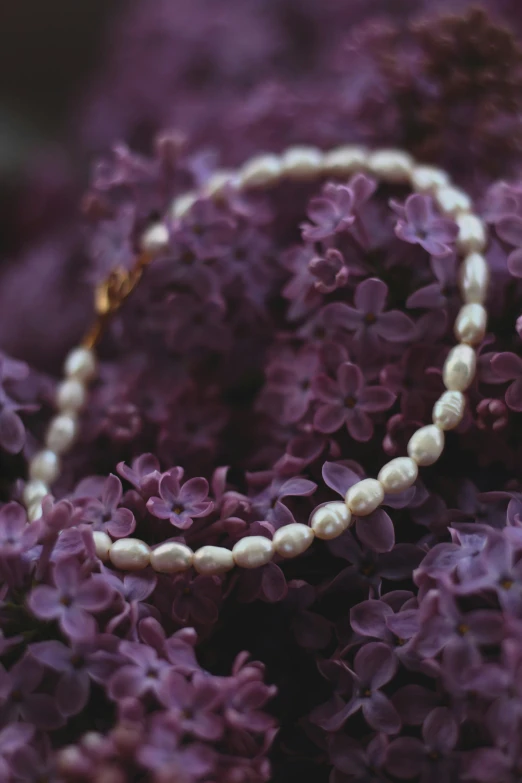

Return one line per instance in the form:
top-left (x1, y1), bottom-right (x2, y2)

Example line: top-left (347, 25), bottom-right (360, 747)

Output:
top-left (78, 473), bottom-right (136, 538)
top-left (147, 467), bottom-right (213, 529)
top-left (392, 193), bottom-right (459, 257)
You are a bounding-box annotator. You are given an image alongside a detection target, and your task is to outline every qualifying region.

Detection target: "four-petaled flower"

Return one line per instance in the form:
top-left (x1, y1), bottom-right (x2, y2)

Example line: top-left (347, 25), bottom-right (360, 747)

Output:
top-left (147, 467), bottom-right (213, 529)
top-left (392, 193), bottom-right (459, 257)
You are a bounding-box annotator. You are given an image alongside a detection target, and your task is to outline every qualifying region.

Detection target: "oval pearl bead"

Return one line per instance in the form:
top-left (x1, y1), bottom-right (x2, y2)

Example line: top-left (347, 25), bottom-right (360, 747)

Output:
top-left (193, 546), bottom-right (235, 575)
top-left (110, 538), bottom-right (151, 571)
top-left (239, 154), bottom-right (282, 188)
top-left (310, 502), bottom-right (352, 540)
top-left (150, 542), bottom-right (194, 573)
top-left (64, 347), bottom-right (97, 383)
top-left (281, 146), bottom-right (323, 179)
top-left (432, 390), bottom-right (466, 430)
top-left (56, 378), bottom-right (86, 413)
top-left (45, 414), bottom-right (77, 455)
top-left (435, 185), bottom-right (472, 216)
top-left (273, 523), bottom-right (314, 559)
top-left (232, 536), bottom-right (274, 569)
top-left (171, 193), bottom-right (196, 220)
top-left (345, 479), bottom-right (384, 517)
top-left (443, 344), bottom-right (476, 392)
top-left (141, 223), bottom-right (169, 254)
top-left (411, 165), bottom-right (449, 193)
top-left (23, 479), bottom-right (49, 507)
top-left (92, 531), bottom-right (112, 562)
top-left (27, 502), bottom-right (43, 522)
top-left (459, 252), bottom-right (489, 304)
top-left (322, 145), bottom-right (368, 176)
top-left (205, 169), bottom-right (236, 197)
top-left (378, 457), bottom-right (418, 494)
top-left (29, 449), bottom-right (60, 484)
top-left (367, 149), bottom-right (413, 182)
top-left (454, 303), bottom-right (487, 345)
top-left (407, 425), bottom-right (445, 466)
top-left (456, 214), bottom-right (487, 253)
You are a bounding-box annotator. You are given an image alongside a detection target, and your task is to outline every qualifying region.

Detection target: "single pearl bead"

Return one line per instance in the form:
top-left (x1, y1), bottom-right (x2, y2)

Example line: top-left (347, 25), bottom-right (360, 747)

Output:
top-left (435, 185), bottom-right (472, 216)
top-left (193, 545), bottom-right (235, 575)
top-left (432, 390), bottom-right (466, 430)
top-left (411, 165), bottom-right (450, 193)
top-left (64, 347), bottom-right (97, 383)
top-left (109, 538), bottom-right (151, 571)
top-left (273, 523), bottom-right (314, 558)
top-left (45, 414), bottom-right (78, 455)
top-left (23, 479), bottom-right (49, 507)
top-left (454, 303), bottom-right (487, 345)
top-left (443, 344), bottom-right (476, 392)
top-left (456, 214), bottom-right (487, 254)
top-left (459, 252), bottom-right (490, 304)
top-left (27, 502), bottom-right (43, 522)
top-left (150, 542), bottom-right (194, 573)
top-left (92, 531), bottom-right (112, 562)
top-left (345, 479), bottom-right (384, 517)
top-left (367, 149), bottom-right (413, 182)
top-left (204, 169), bottom-right (236, 197)
top-left (407, 425), bottom-right (445, 466)
top-left (232, 536), bottom-right (274, 569)
top-left (322, 145), bottom-right (368, 176)
top-left (29, 449), bottom-right (60, 484)
top-left (239, 154), bottom-right (282, 188)
top-left (281, 146), bottom-right (324, 179)
top-left (141, 223), bottom-right (169, 254)
top-left (310, 501), bottom-right (352, 540)
top-left (377, 457), bottom-right (418, 494)
top-left (56, 378), bottom-right (86, 413)
top-left (171, 192), bottom-right (197, 220)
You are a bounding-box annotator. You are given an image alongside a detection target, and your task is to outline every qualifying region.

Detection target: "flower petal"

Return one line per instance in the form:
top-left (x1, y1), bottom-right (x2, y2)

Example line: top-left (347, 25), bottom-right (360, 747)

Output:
top-left (356, 509), bottom-right (395, 553)
top-left (354, 278), bottom-right (388, 315)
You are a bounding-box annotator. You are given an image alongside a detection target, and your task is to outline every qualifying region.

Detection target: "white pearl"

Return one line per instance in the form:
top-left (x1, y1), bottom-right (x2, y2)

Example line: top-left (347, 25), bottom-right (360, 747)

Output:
top-left (345, 479), bottom-right (384, 517)
top-left (232, 536), bottom-right (274, 569)
top-left (45, 414), bottom-right (78, 455)
top-left (141, 223), bottom-right (169, 254)
top-left (377, 457), bottom-right (418, 494)
top-left (56, 378), bottom-right (86, 413)
top-left (273, 523), bottom-right (314, 558)
top-left (407, 425), bottom-right (445, 466)
top-left (443, 344), bottom-right (476, 392)
top-left (456, 214), bottom-right (487, 254)
top-left (435, 185), bottom-right (472, 216)
top-left (367, 149), bottom-right (413, 182)
top-left (411, 165), bottom-right (450, 193)
top-left (109, 538), bottom-right (151, 571)
top-left (27, 502), bottom-right (43, 522)
top-left (454, 303), bottom-right (487, 345)
top-left (310, 502), bottom-right (352, 540)
top-left (171, 193), bottom-right (197, 220)
top-left (92, 531), bottom-right (112, 562)
top-left (459, 252), bottom-right (490, 304)
top-left (29, 450), bottom-right (60, 484)
top-left (281, 146), bottom-right (324, 179)
top-left (322, 145), bottom-right (368, 176)
top-left (204, 169), bottom-right (236, 197)
top-left (64, 347), bottom-right (97, 383)
top-left (23, 479), bottom-right (49, 507)
top-left (432, 390), bottom-right (466, 430)
top-left (238, 154), bottom-right (282, 188)
top-left (193, 546), bottom-right (235, 575)
top-left (150, 542), bottom-right (194, 573)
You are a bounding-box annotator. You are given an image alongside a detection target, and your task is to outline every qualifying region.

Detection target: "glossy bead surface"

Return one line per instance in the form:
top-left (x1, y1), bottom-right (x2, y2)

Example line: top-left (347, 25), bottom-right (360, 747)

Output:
top-left (239, 154), bottom-right (281, 188)
top-left (411, 165), bottom-right (449, 192)
top-left (367, 149), bottom-right (413, 181)
top-left (273, 523), bottom-right (314, 558)
top-left (141, 223), bottom-right (169, 254)
top-left (456, 214), bottom-right (487, 253)
top-left (27, 502), bottom-right (43, 522)
top-left (281, 146), bottom-right (323, 178)
top-left (345, 479), bottom-right (384, 517)
top-left (92, 531), bottom-right (112, 562)
top-left (150, 542), bottom-right (193, 573)
top-left (193, 545), bottom-right (235, 575)
top-left (56, 378), bottom-right (86, 413)
top-left (407, 425), bottom-right (445, 466)
top-left (432, 390), bottom-right (466, 430)
top-left (454, 303), bottom-right (487, 345)
top-left (110, 538), bottom-right (151, 571)
top-left (378, 457), bottom-right (418, 494)
top-left (205, 169), bottom-right (236, 197)
top-left (64, 347), bottom-right (96, 382)
top-left (232, 536), bottom-right (274, 568)
top-left (443, 344), bottom-right (476, 392)
top-left (45, 414), bottom-right (77, 454)
top-left (435, 185), bottom-right (471, 216)
top-left (310, 502), bottom-right (352, 540)
top-left (322, 145), bottom-right (368, 176)
top-left (29, 450), bottom-right (60, 484)
top-left (23, 479), bottom-right (49, 507)
top-left (459, 253), bottom-right (489, 304)
top-left (172, 193), bottom-right (196, 220)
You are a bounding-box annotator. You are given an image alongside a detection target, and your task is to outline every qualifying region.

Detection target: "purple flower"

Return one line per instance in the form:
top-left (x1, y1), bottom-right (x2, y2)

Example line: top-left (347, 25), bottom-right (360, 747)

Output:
top-left (248, 472), bottom-right (316, 528)
top-left (171, 572), bottom-right (222, 625)
top-left (147, 467), bottom-right (213, 529)
top-left (309, 248), bottom-right (349, 293)
top-left (138, 716), bottom-right (215, 779)
top-left (108, 641), bottom-right (171, 701)
top-left (159, 669), bottom-right (224, 740)
top-left (302, 175), bottom-right (376, 242)
top-left (0, 354), bottom-right (37, 455)
top-left (104, 569), bottom-right (157, 634)
top-left (28, 557), bottom-right (114, 640)
top-left (0, 655), bottom-right (63, 729)
top-left (392, 193), bottom-right (458, 257)
top-left (0, 502), bottom-right (39, 557)
top-left (259, 344), bottom-right (321, 425)
top-left (117, 452), bottom-right (162, 497)
top-left (311, 643), bottom-right (401, 734)
top-left (350, 598), bottom-right (419, 666)
top-left (0, 724), bottom-right (34, 781)
top-left (223, 668), bottom-right (277, 734)
top-left (495, 212), bottom-right (522, 277)
top-left (313, 362), bottom-right (395, 441)
top-left (330, 733), bottom-right (388, 783)
top-left (79, 473), bottom-right (136, 538)
top-left (386, 707), bottom-right (459, 781)
top-left (490, 352), bottom-right (522, 411)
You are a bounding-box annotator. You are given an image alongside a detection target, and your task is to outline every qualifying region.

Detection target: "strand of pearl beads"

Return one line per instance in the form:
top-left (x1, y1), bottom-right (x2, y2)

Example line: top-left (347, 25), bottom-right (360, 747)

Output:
top-left (21, 145), bottom-right (489, 575)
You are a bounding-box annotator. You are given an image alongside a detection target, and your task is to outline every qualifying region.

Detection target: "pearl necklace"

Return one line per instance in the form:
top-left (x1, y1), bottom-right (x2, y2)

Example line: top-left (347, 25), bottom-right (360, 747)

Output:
top-left (21, 146), bottom-right (490, 575)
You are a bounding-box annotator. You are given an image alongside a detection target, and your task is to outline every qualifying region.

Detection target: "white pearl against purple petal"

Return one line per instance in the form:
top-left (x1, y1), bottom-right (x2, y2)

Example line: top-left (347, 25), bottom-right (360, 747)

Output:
top-left (20, 146), bottom-right (489, 574)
